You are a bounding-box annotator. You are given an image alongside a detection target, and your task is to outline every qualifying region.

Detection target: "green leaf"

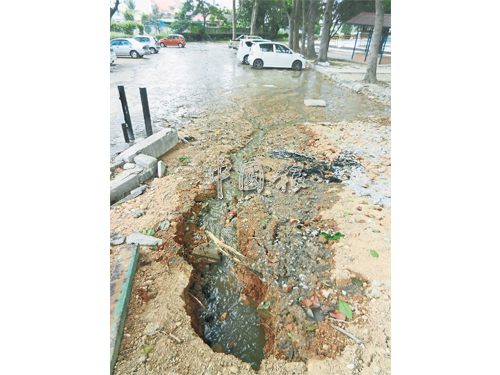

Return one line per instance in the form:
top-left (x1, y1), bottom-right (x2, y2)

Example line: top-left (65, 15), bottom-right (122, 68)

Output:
top-left (372, 230), bottom-right (380, 233)
top-left (338, 299), bottom-right (353, 320)
top-left (142, 229), bottom-right (147, 234)
top-left (302, 325), bottom-right (317, 331)
top-left (260, 220), bottom-right (267, 224)
top-left (272, 215), bottom-right (279, 220)
top-left (179, 157), bottom-right (189, 162)
top-left (141, 345), bottom-right (154, 355)
top-left (320, 232), bottom-right (345, 241)
top-left (351, 277), bottom-right (363, 286)
top-left (287, 332), bottom-right (293, 339)
top-left (370, 249), bottom-right (379, 258)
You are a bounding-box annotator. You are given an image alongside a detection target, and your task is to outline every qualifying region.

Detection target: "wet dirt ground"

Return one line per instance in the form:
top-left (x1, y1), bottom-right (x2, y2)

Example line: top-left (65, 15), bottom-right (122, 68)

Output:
top-left (110, 42), bottom-right (391, 375)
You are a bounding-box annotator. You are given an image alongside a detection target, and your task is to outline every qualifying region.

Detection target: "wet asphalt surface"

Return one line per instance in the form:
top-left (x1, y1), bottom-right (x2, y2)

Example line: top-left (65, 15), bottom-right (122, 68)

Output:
top-left (109, 41), bottom-right (388, 148)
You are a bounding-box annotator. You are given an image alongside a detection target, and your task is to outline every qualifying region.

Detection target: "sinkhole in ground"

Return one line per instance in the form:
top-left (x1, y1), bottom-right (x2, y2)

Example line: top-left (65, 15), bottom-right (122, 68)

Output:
top-left (184, 191), bottom-right (268, 371)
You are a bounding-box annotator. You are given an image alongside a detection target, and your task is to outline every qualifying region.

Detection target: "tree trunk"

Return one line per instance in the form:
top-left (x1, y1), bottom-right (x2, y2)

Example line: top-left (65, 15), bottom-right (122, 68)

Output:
top-left (306, 0), bottom-right (318, 58)
top-left (318, 0), bottom-right (333, 62)
top-left (301, 0), bottom-right (307, 55)
top-left (232, 0), bottom-right (236, 39)
top-left (110, 0), bottom-right (120, 19)
top-left (293, 0), bottom-right (301, 52)
top-left (363, 0), bottom-right (384, 83)
top-left (250, 0), bottom-right (259, 35)
top-left (289, 0), bottom-right (296, 49)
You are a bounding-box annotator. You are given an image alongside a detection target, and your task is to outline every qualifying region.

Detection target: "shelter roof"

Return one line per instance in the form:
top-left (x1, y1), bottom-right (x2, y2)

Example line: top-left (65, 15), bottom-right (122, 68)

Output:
top-left (346, 12), bottom-right (391, 28)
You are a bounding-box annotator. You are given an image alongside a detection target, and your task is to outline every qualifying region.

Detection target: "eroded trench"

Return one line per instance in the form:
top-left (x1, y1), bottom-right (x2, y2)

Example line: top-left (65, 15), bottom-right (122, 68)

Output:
top-left (169, 122), bottom-right (368, 370)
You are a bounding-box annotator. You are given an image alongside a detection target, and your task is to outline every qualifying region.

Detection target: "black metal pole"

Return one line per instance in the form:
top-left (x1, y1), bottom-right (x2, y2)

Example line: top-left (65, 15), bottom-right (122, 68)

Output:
top-left (139, 87), bottom-right (153, 137)
top-left (117, 85), bottom-right (135, 141)
top-left (121, 123), bottom-right (130, 143)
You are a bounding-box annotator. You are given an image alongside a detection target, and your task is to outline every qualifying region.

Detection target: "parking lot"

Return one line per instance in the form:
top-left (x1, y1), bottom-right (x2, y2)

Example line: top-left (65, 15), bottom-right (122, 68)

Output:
top-left (110, 41), bottom-right (386, 148)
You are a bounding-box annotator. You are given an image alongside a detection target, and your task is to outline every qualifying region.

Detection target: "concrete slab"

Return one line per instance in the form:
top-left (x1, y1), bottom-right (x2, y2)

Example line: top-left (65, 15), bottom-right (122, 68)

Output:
top-left (304, 99), bottom-right (327, 107)
top-left (110, 160), bottom-right (125, 173)
top-left (126, 232), bottom-right (162, 246)
top-left (110, 166), bottom-right (143, 203)
top-left (134, 154), bottom-right (157, 169)
top-left (116, 128), bottom-right (178, 163)
top-left (110, 185), bottom-right (147, 208)
top-left (138, 167), bottom-right (156, 184)
top-left (110, 243), bottom-right (139, 374)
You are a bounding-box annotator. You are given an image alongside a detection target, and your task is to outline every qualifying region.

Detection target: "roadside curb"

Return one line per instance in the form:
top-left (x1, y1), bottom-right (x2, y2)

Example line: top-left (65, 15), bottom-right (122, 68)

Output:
top-left (110, 243), bottom-right (140, 375)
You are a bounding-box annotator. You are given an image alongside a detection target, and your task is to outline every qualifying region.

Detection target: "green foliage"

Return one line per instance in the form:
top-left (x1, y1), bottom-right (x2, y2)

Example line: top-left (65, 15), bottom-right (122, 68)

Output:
top-left (110, 20), bottom-right (144, 35)
top-left (338, 300), bottom-right (353, 319)
top-left (383, 0), bottom-right (391, 12)
top-left (151, 4), bottom-right (165, 33)
top-left (341, 23), bottom-right (352, 35)
top-left (142, 229), bottom-right (155, 236)
top-left (370, 249), bottom-right (379, 258)
top-left (171, 18), bottom-right (191, 34)
top-left (110, 32), bottom-right (132, 39)
top-left (124, 9), bottom-right (135, 21)
top-left (125, 0), bottom-right (136, 10)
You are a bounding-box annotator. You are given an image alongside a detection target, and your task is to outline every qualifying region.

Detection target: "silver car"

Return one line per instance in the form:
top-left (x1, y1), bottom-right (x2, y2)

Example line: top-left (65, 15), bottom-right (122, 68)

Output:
top-left (110, 38), bottom-right (151, 59)
top-left (133, 36), bottom-right (160, 54)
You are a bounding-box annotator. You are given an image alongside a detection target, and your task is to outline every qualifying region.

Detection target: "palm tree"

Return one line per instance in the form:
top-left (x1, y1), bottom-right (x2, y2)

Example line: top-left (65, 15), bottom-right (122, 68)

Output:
top-left (125, 0), bottom-right (136, 11)
top-left (151, 4), bottom-right (165, 34)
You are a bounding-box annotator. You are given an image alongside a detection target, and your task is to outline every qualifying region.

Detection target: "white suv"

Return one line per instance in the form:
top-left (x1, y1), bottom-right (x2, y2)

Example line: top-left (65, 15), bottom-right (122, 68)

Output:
top-left (133, 36), bottom-right (160, 54)
top-left (237, 39), bottom-right (270, 65)
top-left (248, 42), bottom-right (306, 71)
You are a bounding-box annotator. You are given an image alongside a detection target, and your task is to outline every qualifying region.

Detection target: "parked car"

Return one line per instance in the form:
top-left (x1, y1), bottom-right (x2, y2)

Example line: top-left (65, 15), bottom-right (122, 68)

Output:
top-left (110, 38), bottom-right (151, 58)
top-left (228, 35), bottom-right (263, 49)
top-left (110, 46), bottom-right (116, 65)
top-left (248, 42), bottom-right (306, 71)
top-left (236, 39), bottom-right (270, 65)
top-left (133, 35), bottom-right (160, 54)
top-left (159, 34), bottom-right (186, 48)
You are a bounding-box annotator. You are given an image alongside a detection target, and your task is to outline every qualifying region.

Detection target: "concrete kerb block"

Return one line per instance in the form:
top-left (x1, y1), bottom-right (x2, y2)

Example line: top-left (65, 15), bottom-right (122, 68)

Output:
top-left (158, 161), bottom-right (167, 178)
top-left (110, 243), bottom-right (140, 374)
top-left (116, 128), bottom-right (178, 164)
top-left (138, 166), bottom-right (157, 184)
top-left (110, 166), bottom-right (144, 203)
top-left (134, 154), bottom-right (157, 169)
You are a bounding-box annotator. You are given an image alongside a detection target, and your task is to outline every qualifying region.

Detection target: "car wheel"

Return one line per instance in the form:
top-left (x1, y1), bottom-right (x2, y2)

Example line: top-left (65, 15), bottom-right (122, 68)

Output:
top-left (160, 42), bottom-right (165, 47)
top-left (178, 43), bottom-right (182, 48)
top-left (253, 59), bottom-right (264, 70)
top-left (150, 47), bottom-right (156, 54)
top-left (130, 50), bottom-right (139, 59)
top-left (243, 55), bottom-right (249, 65)
top-left (292, 60), bottom-right (302, 71)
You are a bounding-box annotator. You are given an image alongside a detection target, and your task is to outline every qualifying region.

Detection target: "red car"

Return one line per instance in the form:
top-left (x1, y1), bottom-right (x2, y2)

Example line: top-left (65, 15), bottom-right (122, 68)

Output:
top-left (159, 34), bottom-right (186, 48)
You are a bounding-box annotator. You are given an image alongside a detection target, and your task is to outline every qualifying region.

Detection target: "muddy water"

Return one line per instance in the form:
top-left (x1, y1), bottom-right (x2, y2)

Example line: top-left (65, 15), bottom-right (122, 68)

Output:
top-left (109, 42), bottom-right (387, 145)
top-left (195, 130), bottom-right (273, 370)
